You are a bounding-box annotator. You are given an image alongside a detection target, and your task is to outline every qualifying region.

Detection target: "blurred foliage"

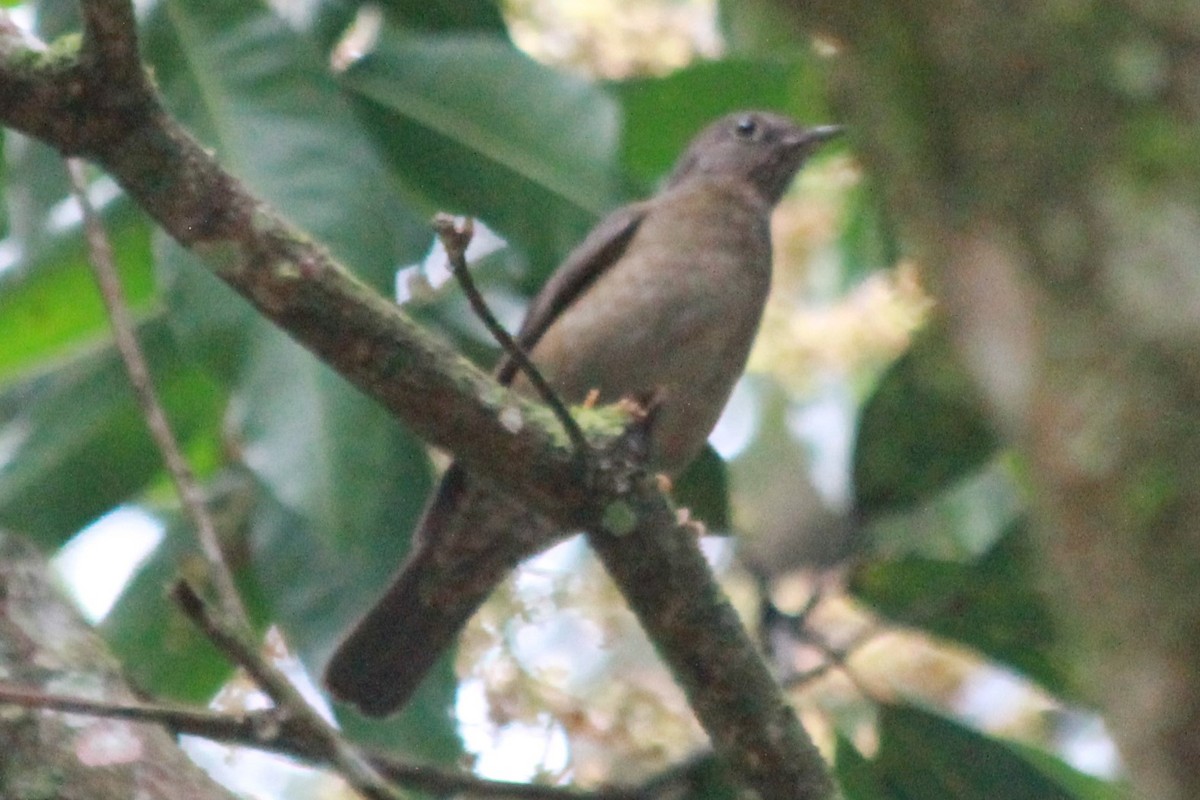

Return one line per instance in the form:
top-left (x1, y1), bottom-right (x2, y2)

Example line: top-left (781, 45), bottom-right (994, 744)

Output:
top-left (851, 520), bottom-right (1071, 696)
top-left (853, 325), bottom-right (998, 518)
top-left (836, 704), bottom-right (1122, 800)
top-left (0, 0), bottom-right (1117, 796)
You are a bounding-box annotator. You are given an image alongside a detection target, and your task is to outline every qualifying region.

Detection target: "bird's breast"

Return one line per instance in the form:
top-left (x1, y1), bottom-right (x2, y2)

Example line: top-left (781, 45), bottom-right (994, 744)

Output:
top-left (523, 178), bottom-right (774, 472)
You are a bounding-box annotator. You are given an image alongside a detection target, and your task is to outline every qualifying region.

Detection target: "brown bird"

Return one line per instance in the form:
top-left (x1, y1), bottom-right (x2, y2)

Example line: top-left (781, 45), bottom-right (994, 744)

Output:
top-left (324, 111), bottom-right (842, 717)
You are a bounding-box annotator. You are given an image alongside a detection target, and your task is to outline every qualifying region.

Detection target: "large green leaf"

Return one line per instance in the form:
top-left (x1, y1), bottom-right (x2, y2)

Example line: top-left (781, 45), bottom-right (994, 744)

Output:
top-left (234, 329), bottom-right (433, 548)
top-left (144, 0), bottom-right (426, 284)
top-left (100, 506), bottom-right (248, 703)
top-left (674, 444), bottom-right (731, 532)
top-left (613, 57), bottom-right (832, 189)
top-left (851, 520), bottom-right (1072, 696)
top-left (853, 326), bottom-right (998, 517)
top-left (307, 0), bottom-right (507, 63)
top-left (870, 704), bottom-right (1119, 800)
top-left (343, 0), bottom-right (506, 33)
top-left (0, 317), bottom-right (225, 547)
top-left (0, 201), bottom-right (154, 386)
top-left (144, 0), bottom-right (428, 379)
top-left (142, 0), bottom-right (436, 548)
top-left (835, 736), bottom-right (892, 800)
top-left (341, 32), bottom-right (623, 280)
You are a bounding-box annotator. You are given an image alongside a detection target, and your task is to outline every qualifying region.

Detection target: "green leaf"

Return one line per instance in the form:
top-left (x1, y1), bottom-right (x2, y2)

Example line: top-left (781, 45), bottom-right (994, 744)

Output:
top-left (0, 317), bottom-right (225, 548)
top-left (674, 444), bottom-right (731, 531)
top-left (235, 329), bottom-right (433, 547)
top-left (613, 57), bottom-right (831, 189)
top-left (1009, 741), bottom-right (1126, 800)
top-left (853, 326), bottom-right (998, 517)
top-left (145, 0), bottom-right (427, 378)
top-left (370, 0), bottom-right (506, 33)
top-left (309, 0), bottom-right (507, 57)
top-left (342, 31), bottom-right (623, 278)
top-left (0, 203), bottom-right (154, 386)
top-left (101, 512), bottom-right (239, 703)
top-left (144, 0), bottom-right (425, 285)
top-left (851, 520), bottom-right (1072, 695)
top-left (875, 704), bottom-right (1111, 800)
top-left (839, 178), bottom-right (902, 288)
top-left (835, 736), bottom-right (893, 800)
top-left (142, 0), bottom-right (436, 557)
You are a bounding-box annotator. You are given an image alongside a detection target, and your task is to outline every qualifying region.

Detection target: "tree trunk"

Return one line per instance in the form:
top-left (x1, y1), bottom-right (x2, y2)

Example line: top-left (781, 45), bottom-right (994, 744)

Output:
top-left (788, 2), bottom-right (1200, 797)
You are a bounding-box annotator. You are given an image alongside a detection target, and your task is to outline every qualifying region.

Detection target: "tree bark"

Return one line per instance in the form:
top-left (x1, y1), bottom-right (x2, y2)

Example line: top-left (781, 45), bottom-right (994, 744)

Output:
top-left (0, 534), bottom-right (242, 800)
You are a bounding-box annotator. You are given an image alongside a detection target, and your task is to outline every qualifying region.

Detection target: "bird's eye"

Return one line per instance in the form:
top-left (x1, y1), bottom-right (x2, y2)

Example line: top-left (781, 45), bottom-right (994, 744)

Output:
top-left (735, 116), bottom-right (758, 139)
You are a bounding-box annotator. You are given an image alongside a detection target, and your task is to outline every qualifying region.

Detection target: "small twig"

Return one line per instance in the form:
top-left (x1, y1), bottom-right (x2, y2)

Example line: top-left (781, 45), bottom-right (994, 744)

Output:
top-left (807, 635), bottom-right (880, 701)
top-left (785, 623), bottom-right (883, 701)
top-left (0, 682), bottom-right (684, 800)
top-left (172, 582), bottom-right (403, 800)
top-left (1, 680), bottom-right (709, 799)
top-left (762, 589), bottom-right (884, 697)
top-left (66, 158), bottom-right (250, 631)
top-left (78, 0), bottom-right (144, 88)
top-left (0, 683), bottom-right (257, 739)
top-left (433, 213), bottom-right (591, 459)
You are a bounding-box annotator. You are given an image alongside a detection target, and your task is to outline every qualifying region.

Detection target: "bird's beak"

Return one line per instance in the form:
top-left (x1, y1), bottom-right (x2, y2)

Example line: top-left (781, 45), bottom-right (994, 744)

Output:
top-left (794, 124), bottom-right (844, 149)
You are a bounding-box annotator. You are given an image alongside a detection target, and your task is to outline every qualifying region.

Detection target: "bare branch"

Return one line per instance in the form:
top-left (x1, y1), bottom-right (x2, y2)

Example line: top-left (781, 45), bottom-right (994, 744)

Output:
top-left (78, 0), bottom-right (143, 87)
top-left (0, 682), bottom-right (702, 800)
top-left (171, 582), bottom-right (404, 800)
top-left (435, 213), bottom-right (591, 459)
top-left (585, 488), bottom-right (835, 800)
top-left (67, 158), bottom-right (250, 629)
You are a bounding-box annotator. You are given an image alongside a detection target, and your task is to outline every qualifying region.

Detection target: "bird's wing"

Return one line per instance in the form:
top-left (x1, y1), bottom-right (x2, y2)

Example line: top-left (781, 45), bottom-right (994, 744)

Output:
top-left (495, 200), bottom-right (649, 386)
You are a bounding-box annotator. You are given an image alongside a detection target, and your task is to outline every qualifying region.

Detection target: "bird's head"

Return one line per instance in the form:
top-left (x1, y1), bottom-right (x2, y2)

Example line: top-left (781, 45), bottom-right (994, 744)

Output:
top-left (666, 111), bottom-right (843, 205)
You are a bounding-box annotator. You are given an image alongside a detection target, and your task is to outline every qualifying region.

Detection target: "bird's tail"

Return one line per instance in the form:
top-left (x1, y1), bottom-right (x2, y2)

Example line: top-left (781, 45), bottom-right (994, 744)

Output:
top-left (323, 467), bottom-right (563, 717)
top-left (323, 540), bottom-right (479, 717)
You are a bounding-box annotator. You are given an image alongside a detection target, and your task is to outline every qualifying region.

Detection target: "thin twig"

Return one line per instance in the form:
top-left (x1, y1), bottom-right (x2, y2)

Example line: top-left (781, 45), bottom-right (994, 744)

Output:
top-left (171, 582), bottom-right (404, 800)
top-left (0, 682), bottom-right (686, 800)
top-left (78, 0), bottom-right (144, 87)
top-left (433, 213), bottom-right (591, 459)
top-left (0, 683), bottom-right (256, 738)
top-left (762, 587), bottom-right (885, 696)
top-left (781, 622), bottom-right (883, 701)
top-left (66, 158), bottom-right (250, 631)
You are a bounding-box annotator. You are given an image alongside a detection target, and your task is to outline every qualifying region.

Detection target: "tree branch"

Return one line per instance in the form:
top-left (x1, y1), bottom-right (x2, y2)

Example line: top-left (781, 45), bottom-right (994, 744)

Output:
top-left (79, 0), bottom-right (143, 87)
top-left (0, 683), bottom-right (716, 800)
top-left (171, 582), bottom-right (403, 800)
top-left (436, 213), bottom-right (591, 459)
top-left (68, 157), bottom-right (250, 630)
top-left (587, 492), bottom-right (834, 800)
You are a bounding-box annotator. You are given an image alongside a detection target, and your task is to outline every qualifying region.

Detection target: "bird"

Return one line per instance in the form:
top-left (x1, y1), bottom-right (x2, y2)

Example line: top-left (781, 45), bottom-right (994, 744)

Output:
top-left (323, 111), bottom-right (843, 717)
